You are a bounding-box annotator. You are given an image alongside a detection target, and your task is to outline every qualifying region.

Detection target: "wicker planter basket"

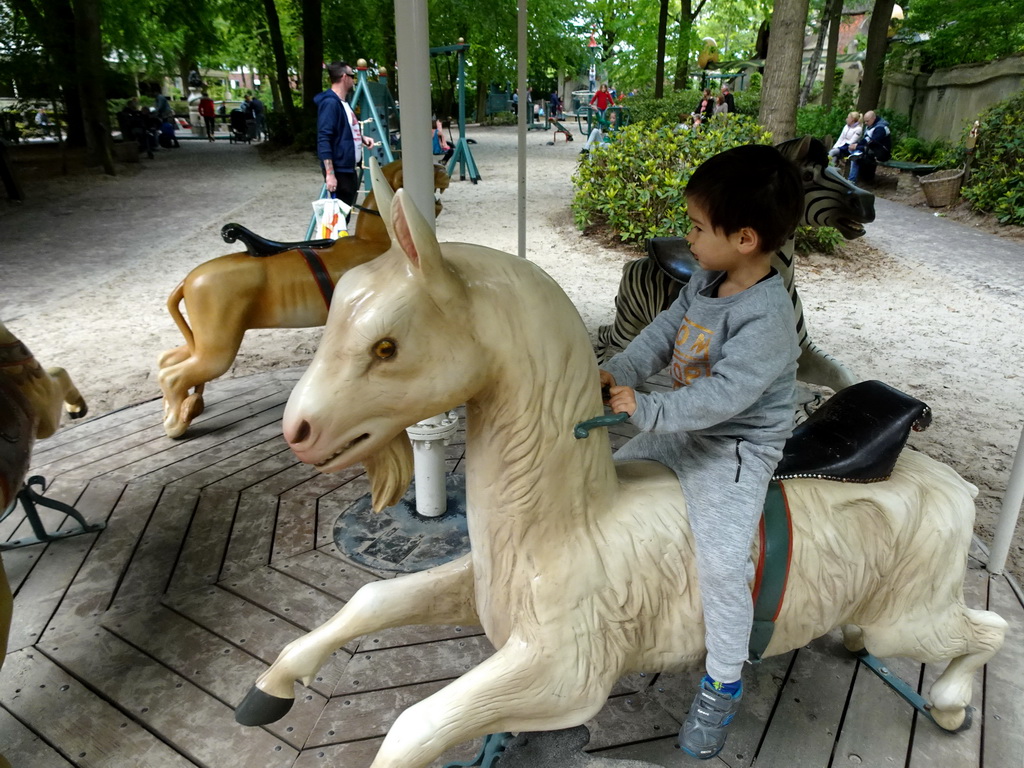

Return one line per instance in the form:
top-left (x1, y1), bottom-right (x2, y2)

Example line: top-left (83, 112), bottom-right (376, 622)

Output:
top-left (919, 167), bottom-right (964, 208)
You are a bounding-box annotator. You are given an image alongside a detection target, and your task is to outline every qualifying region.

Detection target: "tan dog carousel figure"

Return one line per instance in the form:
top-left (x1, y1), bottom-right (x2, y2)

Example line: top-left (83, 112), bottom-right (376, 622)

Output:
top-left (157, 159), bottom-right (450, 438)
top-left (233, 160), bottom-right (1005, 768)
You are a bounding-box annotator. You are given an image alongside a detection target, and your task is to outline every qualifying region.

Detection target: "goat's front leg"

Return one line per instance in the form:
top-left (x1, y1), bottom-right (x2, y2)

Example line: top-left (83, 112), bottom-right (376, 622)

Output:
top-left (369, 640), bottom-right (611, 768)
top-left (35, 367), bottom-right (87, 438)
top-left (236, 553), bottom-right (477, 725)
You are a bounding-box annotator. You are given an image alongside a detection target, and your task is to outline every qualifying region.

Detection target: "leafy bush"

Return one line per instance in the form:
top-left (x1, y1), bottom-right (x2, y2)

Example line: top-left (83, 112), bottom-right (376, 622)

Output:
top-left (626, 86), bottom-right (760, 126)
top-left (795, 225), bottom-right (844, 254)
top-left (891, 136), bottom-right (954, 165)
top-left (796, 103), bottom-right (855, 144)
top-left (572, 114), bottom-right (773, 243)
top-left (627, 90), bottom-right (704, 125)
top-left (962, 89), bottom-right (1024, 225)
top-left (876, 108), bottom-right (914, 145)
top-left (480, 111), bottom-right (516, 126)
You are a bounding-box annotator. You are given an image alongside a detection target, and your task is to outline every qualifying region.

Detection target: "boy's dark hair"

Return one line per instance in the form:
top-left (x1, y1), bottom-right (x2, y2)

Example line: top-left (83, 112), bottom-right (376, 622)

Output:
top-left (326, 61), bottom-right (350, 84)
top-left (686, 144), bottom-right (803, 253)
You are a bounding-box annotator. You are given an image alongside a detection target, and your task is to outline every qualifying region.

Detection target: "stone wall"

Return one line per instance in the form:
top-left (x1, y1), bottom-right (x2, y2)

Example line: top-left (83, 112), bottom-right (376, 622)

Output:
top-left (883, 54), bottom-right (1024, 143)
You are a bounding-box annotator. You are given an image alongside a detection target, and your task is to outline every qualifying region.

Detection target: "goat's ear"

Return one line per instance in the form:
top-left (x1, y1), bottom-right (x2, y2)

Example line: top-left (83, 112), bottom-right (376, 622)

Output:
top-left (796, 134), bottom-right (813, 160)
top-left (369, 157), bottom-right (396, 240)
top-left (391, 188), bottom-right (442, 276)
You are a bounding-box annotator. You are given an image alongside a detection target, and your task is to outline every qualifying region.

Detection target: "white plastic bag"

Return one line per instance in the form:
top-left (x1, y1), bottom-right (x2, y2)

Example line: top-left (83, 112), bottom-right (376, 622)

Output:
top-left (312, 196), bottom-right (351, 239)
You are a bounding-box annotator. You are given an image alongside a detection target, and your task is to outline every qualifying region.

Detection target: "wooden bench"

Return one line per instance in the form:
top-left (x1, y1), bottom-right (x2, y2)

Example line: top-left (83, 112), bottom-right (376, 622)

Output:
top-left (877, 159), bottom-right (938, 175)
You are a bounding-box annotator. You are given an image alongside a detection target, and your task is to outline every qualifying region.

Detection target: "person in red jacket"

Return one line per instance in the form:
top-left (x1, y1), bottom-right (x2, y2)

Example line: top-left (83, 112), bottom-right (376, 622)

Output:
top-left (590, 84), bottom-right (614, 119)
top-left (198, 92), bottom-right (216, 142)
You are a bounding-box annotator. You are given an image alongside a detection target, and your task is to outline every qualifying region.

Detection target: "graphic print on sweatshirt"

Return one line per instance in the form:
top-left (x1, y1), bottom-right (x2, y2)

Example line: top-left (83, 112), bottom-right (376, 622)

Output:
top-left (672, 316), bottom-right (713, 387)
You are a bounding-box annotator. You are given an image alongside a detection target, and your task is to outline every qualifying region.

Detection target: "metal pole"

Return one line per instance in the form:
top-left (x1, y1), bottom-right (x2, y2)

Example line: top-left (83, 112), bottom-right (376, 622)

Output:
top-left (394, 0), bottom-right (435, 230)
top-left (988, 423), bottom-right (1024, 575)
top-left (517, 0), bottom-right (527, 259)
top-left (458, 44), bottom-right (467, 148)
top-left (395, 0), bottom-right (452, 517)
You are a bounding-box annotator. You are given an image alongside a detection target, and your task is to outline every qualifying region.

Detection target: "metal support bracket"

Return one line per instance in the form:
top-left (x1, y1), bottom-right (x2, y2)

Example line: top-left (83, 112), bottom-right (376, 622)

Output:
top-left (855, 650), bottom-right (972, 731)
top-left (0, 475), bottom-right (106, 550)
top-left (443, 732), bottom-right (513, 768)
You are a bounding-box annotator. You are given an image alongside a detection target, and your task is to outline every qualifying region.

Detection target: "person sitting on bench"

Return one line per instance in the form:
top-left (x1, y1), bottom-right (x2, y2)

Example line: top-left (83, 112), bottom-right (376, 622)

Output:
top-left (828, 111), bottom-right (862, 166)
top-left (848, 110), bottom-right (891, 184)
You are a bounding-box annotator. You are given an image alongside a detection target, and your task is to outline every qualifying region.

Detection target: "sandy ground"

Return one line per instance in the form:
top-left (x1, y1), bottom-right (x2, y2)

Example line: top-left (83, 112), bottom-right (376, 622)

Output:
top-left (3, 126), bottom-right (1024, 582)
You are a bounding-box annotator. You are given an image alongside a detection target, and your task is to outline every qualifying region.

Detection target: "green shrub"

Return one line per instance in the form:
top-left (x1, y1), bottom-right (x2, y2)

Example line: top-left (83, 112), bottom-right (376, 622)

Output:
top-left (729, 88), bottom-right (760, 118)
top-left (480, 111), bottom-right (516, 126)
top-left (626, 86), bottom-right (760, 126)
top-left (627, 90), bottom-right (704, 125)
top-left (891, 136), bottom-right (954, 165)
top-left (572, 114), bottom-right (773, 243)
top-left (796, 103), bottom-right (855, 144)
top-left (962, 89), bottom-right (1024, 225)
top-left (876, 108), bottom-right (914, 144)
top-left (795, 225), bottom-right (844, 254)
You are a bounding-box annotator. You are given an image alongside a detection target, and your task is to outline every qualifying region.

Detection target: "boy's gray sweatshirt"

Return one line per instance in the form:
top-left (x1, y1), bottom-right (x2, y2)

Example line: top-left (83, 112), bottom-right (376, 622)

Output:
top-left (602, 268), bottom-right (799, 450)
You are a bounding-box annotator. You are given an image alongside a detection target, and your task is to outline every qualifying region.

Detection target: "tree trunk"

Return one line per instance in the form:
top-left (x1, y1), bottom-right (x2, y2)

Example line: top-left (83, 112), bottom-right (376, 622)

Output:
top-left (301, 0), bottom-right (324, 118)
top-left (673, 0), bottom-right (693, 90)
top-left (71, 0), bottom-right (113, 174)
top-left (253, 25), bottom-right (279, 109)
top-left (178, 58), bottom-right (191, 99)
top-left (821, 0), bottom-right (843, 107)
top-left (10, 0), bottom-right (86, 146)
top-left (655, 0), bottom-right (669, 98)
top-left (475, 78), bottom-right (484, 124)
top-left (673, 0), bottom-right (711, 91)
top-left (857, 0), bottom-right (895, 112)
top-left (800, 0), bottom-right (833, 107)
top-left (262, 0), bottom-right (295, 124)
top-left (382, 15), bottom-right (397, 85)
top-left (758, 0), bottom-right (810, 141)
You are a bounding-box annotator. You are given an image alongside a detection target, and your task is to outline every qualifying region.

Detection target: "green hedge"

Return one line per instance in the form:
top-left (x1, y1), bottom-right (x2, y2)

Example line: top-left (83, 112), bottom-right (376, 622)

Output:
top-left (962, 90), bottom-right (1024, 225)
top-left (626, 87), bottom-right (761, 126)
top-left (572, 114), bottom-right (773, 243)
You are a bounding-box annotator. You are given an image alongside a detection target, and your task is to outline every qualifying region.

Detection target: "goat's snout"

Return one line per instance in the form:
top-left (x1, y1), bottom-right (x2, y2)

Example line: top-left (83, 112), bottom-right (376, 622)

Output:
top-left (285, 418), bottom-right (312, 448)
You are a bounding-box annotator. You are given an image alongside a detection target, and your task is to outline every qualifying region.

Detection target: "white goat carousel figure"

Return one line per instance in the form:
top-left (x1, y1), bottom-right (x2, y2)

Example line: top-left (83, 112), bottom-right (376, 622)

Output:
top-left (235, 158), bottom-right (1006, 768)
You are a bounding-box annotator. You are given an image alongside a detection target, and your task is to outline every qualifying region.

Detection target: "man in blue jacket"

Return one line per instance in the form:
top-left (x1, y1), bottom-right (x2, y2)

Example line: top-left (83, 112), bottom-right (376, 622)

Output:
top-left (848, 110), bottom-right (891, 184)
top-left (315, 61), bottom-right (374, 207)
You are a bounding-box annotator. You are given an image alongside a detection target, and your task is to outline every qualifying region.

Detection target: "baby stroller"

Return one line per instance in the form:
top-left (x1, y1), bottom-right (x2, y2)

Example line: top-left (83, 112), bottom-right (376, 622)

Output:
top-left (228, 108), bottom-right (256, 144)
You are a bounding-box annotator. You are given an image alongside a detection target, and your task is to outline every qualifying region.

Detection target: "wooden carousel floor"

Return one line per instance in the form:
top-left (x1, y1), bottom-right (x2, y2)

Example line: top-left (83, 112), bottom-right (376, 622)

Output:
top-left (2, 369), bottom-right (1022, 768)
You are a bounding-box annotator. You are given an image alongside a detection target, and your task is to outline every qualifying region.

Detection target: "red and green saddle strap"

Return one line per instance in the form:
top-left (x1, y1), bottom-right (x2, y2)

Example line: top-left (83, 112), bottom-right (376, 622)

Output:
top-left (748, 480), bottom-right (793, 662)
top-left (298, 247), bottom-right (336, 310)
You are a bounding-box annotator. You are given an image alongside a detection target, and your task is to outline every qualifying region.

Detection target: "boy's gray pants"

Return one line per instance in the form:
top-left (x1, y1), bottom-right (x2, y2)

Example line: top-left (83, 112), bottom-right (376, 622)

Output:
top-left (616, 432), bottom-right (781, 683)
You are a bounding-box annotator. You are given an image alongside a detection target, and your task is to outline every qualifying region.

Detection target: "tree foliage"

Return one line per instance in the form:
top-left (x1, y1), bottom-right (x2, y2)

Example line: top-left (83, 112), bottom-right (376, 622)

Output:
top-left (902, 0), bottom-right (1024, 70)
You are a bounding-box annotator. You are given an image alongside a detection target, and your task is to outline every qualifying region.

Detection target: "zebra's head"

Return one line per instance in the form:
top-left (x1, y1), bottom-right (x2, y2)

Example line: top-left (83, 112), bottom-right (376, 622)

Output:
top-left (776, 136), bottom-right (875, 240)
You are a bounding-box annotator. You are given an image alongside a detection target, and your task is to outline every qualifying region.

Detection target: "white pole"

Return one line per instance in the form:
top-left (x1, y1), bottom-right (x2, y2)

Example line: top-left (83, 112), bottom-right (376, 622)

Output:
top-left (517, 0), bottom-right (527, 259)
top-left (988, 424), bottom-right (1024, 575)
top-left (394, 0), bottom-right (435, 229)
top-left (395, 0), bottom-right (454, 516)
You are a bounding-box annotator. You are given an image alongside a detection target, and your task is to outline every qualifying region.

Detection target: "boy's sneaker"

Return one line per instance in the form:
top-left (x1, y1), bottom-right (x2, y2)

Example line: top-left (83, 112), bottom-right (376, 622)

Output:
top-left (679, 677), bottom-right (743, 760)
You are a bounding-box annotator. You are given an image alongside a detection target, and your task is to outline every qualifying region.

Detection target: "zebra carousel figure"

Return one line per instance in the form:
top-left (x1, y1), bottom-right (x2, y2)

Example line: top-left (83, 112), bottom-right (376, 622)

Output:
top-left (595, 136), bottom-right (875, 406)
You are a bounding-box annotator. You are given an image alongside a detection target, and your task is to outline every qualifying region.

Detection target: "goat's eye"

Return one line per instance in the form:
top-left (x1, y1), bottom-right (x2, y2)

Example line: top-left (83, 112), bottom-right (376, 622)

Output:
top-left (372, 338), bottom-right (397, 359)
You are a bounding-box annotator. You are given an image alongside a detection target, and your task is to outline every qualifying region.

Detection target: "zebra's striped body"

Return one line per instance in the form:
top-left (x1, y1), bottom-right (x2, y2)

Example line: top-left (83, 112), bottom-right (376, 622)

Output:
top-left (595, 136), bottom-right (875, 394)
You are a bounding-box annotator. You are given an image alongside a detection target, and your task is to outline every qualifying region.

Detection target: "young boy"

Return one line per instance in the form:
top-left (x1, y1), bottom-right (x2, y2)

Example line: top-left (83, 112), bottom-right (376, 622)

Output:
top-left (599, 144), bottom-right (803, 760)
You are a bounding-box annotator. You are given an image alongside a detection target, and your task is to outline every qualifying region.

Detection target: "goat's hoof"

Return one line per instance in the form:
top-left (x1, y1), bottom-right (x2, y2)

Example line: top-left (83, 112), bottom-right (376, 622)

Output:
top-left (163, 414), bottom-right (188, 440)
top-left (235, 686), bottom-right (295, 726)
top-left (182, 393), bottom-right (204, 421)
top-left (930, 704), bottom-right (971, 732)
top-left (68, 402), bottom-right (88, 420)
